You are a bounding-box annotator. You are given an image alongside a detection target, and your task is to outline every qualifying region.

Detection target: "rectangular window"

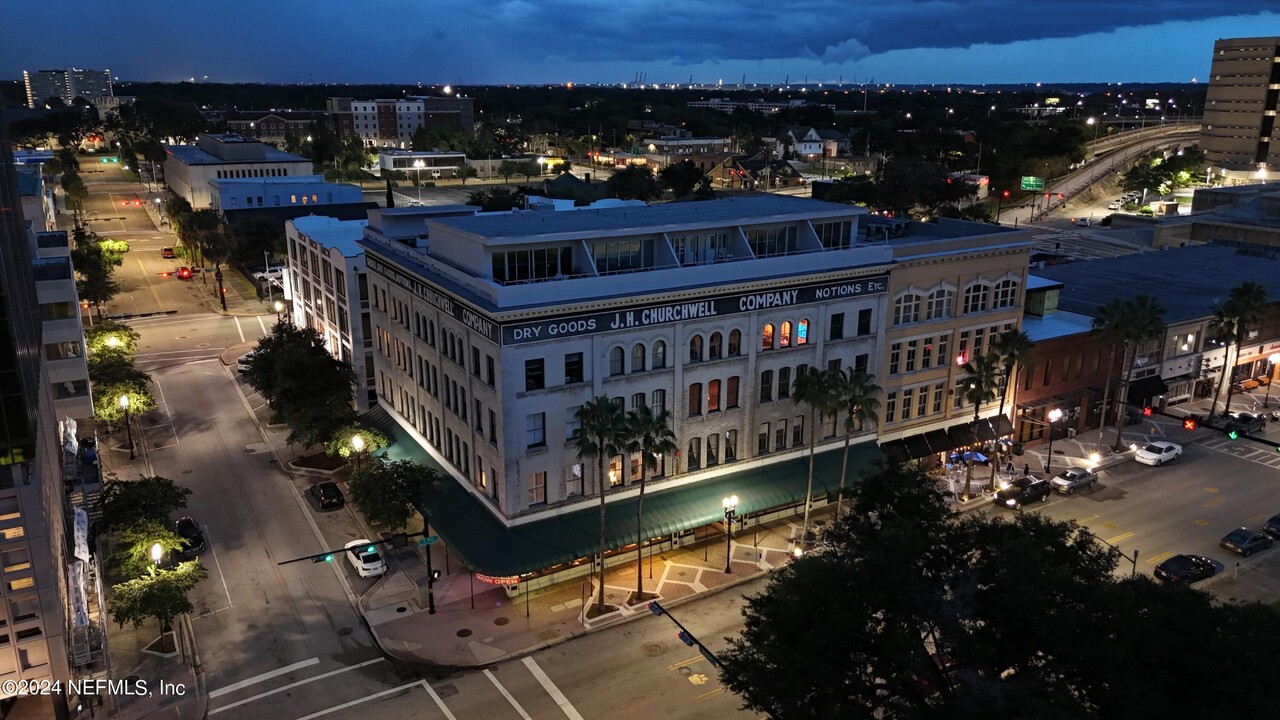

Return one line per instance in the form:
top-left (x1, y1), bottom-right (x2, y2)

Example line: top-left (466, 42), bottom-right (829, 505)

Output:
top-left (922, 338), bottom-right (933, 368)
top-left (827, 359), bottom-right (841, 373)
top-left (526, 413), bottom-right (546, 449)
top-left (471, 346), bottom-right (481, 377)
top-left (823, 410), bottom-right (837, 438)
top-left (567, 464), bottom-right (583, 496)
top-left (528, 471), bottom-right (546, 505)
top-left (917, 386), bottom-right (928, 418)
top-left (525, 359), bottom-right (545, 391)
top-left (778, 367), bottom-right (791, 399)
top-left (857, 308), bottom-right (872, 336)
top-left (889, 343), bottom-right (901, 375)
top-left (886, 391), bottom-right (898, 422)
top-left (901, 388), bottom-right (914, 420)
top-left (688, 437), bottom-right (702, 470)
top-left (631, 393), bottom-right (645, 410)
top-left (775, 419), bottom-right (788, 451)
top-left (564, 352), bottom-right (584, 384)
top-left (726, 376), bottom-right (740, 408)
top-left (792, 416), bottom-right (804, 447)
top-left (905, 340), bottom-right (918, 373)
top-left (725, 430), bottom-right (738, 462)
top-left (760, 370), bottom-right (773, 402)
top-left (954, 378), bottom-right (965, 409)
top-left (855, 353), bottom-right (869, 375)
top-left (1024, 361), bottom-right (1035, 391)
top-left (707, 380), bottom-right (721, 413)
top-left (486, 355), bottom-right (495, 386)
top-left (1043, 359), bottom-right (1052, 387)
top-left (937, 335), bottom-right (950, 368)
top-left (829, 312), bottom-right (845, 340)
top-left (651, 389), bottom-right (666, 413)
top-left (489, 410), bottom-right (498, 444)
top-left (688, 383), bottom-right (703, 416)
top-left (474, 399), bottom-right (483, 431)
top-left (933, 383), bottom-right (945, 414)
top-left (707, 434), bottom-right (720, 466)
top-left (758, 423), bottom-right (770, 454)
top-left (1074, 353), bottom-right (1084, 379)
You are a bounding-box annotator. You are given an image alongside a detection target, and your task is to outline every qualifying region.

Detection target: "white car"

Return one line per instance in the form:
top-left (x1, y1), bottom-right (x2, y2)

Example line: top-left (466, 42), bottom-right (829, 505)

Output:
top-left (344, 539), bottom-right (388, 578)
top-left (1107, 202), bottom-right (1121, 210)
top-left (236, 350), bottom-right (257, 373)
top-left (253, 267), bottom-right (285, 282)
top-left (1134, 441), bottom-right (1182, 466)
top-left (1074, 218), bottom-right (1092, 227)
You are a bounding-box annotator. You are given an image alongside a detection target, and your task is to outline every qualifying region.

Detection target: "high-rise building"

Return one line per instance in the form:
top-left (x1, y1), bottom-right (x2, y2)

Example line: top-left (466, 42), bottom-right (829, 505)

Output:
top-left (1, 102), bottom-right (100, 719)
top-left (22, 68), bottom-right (113, 109)
top-left (1201, 37), bottom-right (1280, 183)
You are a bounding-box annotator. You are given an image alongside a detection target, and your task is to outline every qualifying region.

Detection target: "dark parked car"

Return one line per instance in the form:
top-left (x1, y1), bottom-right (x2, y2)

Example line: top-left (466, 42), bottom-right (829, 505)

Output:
top-left (1226, 412), bottom-right (1266, 435)
top-left (309, 481), bottom-right (345, 510)
top-left (993, 477), bottom-right (1051, 509)
top-left (1154, 554), bottom-right (1216, 584)
top-left (1263, 513), bottom-right (1280, 539)
top-left (1219, 527), bottom-right (1274, 557)
top-left (175, 516), bottom-right (206, 559)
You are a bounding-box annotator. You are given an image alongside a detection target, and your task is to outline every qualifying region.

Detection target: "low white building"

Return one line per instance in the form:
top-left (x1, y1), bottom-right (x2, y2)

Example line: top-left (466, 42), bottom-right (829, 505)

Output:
top-left (210, 175), bottom-right (362, 213)
top-left (164, 134), bottom-right (312, 209)
top-left (377, 150), bottom-right (467, 179)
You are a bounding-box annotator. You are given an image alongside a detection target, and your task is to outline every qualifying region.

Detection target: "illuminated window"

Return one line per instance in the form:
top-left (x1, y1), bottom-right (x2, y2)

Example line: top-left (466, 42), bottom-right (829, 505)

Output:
top-left (761, 324), bottom-right (775, 351)
top-left (780, 321), bottom-right (792, 348)
top-left (796, 319), bottom-right (809, 345)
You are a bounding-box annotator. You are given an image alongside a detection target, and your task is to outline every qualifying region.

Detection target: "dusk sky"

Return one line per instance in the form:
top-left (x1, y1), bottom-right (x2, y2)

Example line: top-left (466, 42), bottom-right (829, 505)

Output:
top-left (1, 2), bottom-right (1274, 86)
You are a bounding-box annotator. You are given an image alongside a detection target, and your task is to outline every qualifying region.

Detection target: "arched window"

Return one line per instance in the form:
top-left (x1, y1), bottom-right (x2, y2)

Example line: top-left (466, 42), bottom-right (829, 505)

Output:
top-left (631, 343), bottom-right (647, 372)
top-left (926, 289), bottom-right (953, 320)
top-left (963, 283), bottom-right (990, 314)
top-left (610, 346), bottom-right (625, 376)
top-left (689, 335), bottom-right (703, 363)
top-left (993, 279), bottom-right (1019, 309)
top-left (893, 294), bottom-right (921, 326)
top-left (709, 332), bottom-right (723, 360)
top-left (761, 324), bottom-right (775, 351)
top-left (797, 319), bottom-right (809, 345)
top-left (780, 321), bottom-right (792, 348)
top-left (653, 340), bottom-right (667, 369)
top-left (728, 329), bottom-right (742, 356)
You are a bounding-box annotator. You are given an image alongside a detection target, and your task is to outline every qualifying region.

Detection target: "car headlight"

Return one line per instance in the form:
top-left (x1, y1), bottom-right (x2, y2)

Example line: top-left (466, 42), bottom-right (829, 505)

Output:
top-left (1006, 499), bottom-right (1016, 507)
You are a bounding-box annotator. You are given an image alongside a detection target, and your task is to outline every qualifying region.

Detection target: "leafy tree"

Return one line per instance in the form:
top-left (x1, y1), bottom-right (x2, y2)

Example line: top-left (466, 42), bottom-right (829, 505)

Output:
top-left (348, 459), bottom-right (438, 531)
top-left (72, 244), bottom-right (120, 318)
top-left (61, 170), bottom-right (89, 219)
top-left (658, 160), bottom-right (709, 198)
top-left (227, 219), bottom-right (285, 269)
top-left (835, 369), bottom-right (880, 520)
top-left (108, 561), bottom-right (206, 635)
top-left (457, 164), bottom-right (479, 185)
top-left (792, 367), bottom-right (843, 540)
top-left (243, 323), bottom-right (357, 446)
top-left (107, 519), bottom-right (186, 581)
top-left (101, 476), bottom-right (191, 530)
top-left (958, 354), bottom-right (999, 498)
top-left (497, 160), bottom-right (521, 182)
top-left (88, 352), bottom-right (150, 389)
top-left (574, 396), bottom-right (627, 615)
top-left (93, 382), bottom-right (156, 425)
top-left (325, 423), bottom-right (389, 459)
top-left (97, 238), bottom-right (130, 265)
top-left (85, 320), bottom-right (140, 356)
top-left (623, 405), bottom-right (677, 602)
top-left (517, 160), bottom-right (541, 181)
top-left (604, 165), bottom-right (663, 201)
top-left (1090, 298), bottom-right (1129, 452)
top-left (989, 329), bottom-right (1034, 419)
top-left (1209, 282), bottom-right (1269, 419)
top-left (466, 186), bottom-right (526, 212)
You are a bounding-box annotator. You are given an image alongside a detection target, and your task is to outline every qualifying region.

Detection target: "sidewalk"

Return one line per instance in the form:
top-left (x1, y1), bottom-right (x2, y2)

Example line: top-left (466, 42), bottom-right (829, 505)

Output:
top-left (358, 507), bottom-right (814, 669)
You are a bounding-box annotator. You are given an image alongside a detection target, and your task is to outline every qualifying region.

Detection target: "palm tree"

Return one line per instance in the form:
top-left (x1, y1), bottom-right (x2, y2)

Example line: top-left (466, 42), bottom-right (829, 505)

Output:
top-left (1210, 282), bottom-right (1270, 420)
top-left (1090, 298), bottom-right (1131, 456)
top-left (835, 369), bottom-right (881, 520)
top-left (959, 354), bottom-right (999, 500)
top-left (574, 396), bottom-right (626, 615)
top-left (792, 367), bottom-right (843, 542)
top-left (988, 329), bottom-right (1034, 487)
top-left (623, 405), bottom-right (678, 603)
top-left (1111, 295), bottom-right (1166, 451)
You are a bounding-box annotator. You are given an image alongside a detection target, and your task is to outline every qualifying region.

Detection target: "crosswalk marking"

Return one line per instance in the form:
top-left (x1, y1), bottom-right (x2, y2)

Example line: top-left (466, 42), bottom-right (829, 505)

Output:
top-left (485, 669), bottom-right (533, 720)
top-left (209, 658), bottom-right (384, 715)
top-left (523, 657), bottom-right (585, 720)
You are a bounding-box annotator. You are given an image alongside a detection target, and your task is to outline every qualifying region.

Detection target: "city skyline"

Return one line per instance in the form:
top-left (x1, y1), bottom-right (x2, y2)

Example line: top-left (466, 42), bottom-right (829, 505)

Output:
top-left (0, 3), bottom-right (1274, 86)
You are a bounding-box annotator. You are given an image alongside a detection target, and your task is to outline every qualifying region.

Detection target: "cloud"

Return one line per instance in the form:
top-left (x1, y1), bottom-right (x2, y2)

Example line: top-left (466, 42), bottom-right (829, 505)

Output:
top-left (820, 38), bottom-right (872, 65)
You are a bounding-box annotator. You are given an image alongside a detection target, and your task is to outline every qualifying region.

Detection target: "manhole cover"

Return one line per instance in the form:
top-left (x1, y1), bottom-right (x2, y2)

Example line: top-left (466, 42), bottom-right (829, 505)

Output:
top-left (336, 627), bottom-right (353, 636)
top-left (677, 570), bottom-right (688, 577)
top-left (456, 628), bottom-right (473, 638)
top-left (676, 666), bottom-right (693, 677)
top-left (181, 469), bottom-right (193, 475)
top-left (643, 642), bottom-right (666, 657)
top-left (395, 606), bottom-right (408, 613)
top-left (196, 343), bottom-right (210, 349)
top-left (494, 617), bottom-right (510, 626)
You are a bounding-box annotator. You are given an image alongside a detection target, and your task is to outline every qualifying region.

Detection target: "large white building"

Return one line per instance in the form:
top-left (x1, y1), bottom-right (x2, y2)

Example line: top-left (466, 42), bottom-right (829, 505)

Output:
top-left (360, 195), bottom-right (894, 578)
top-left (23, 68), bottom-right (112, 108)
top-left (163, 134), bottom-right (313, 209)
top-left (210, 175), bottom-right (362, 214)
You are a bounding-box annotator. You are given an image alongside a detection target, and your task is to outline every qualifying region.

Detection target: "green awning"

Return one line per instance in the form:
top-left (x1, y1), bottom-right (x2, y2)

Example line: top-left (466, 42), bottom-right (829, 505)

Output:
top-left (361, 406), bottom-right (884, 577)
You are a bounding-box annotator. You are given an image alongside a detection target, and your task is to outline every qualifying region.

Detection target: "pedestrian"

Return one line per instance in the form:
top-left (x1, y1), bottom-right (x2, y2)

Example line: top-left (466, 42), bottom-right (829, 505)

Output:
top-left (1023, 462), bottom-right (1031, 478)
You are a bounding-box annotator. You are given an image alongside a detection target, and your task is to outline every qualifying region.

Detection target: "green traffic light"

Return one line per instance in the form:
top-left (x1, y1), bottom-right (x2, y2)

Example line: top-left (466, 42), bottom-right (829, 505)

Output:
top-left (366, 545), bottom-right (376, 553)
top-left (1228, 430), bottom-right (1239, 440)
top-left (324, 554), bottom-right (334, 562)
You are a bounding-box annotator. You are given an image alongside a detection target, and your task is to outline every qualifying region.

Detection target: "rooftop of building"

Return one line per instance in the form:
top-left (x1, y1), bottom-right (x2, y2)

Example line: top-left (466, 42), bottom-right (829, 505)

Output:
top-left (378, 149), bottom-right (467, 157)
top-left (289, 215), bottom-right (368, 257)
top-left (223, 110), bottom-right (325, 121)
top-left (1031, 244), bottom-right (1280, 323)
top-left (426, 194), bottom-right (863, 243)
top-left (1021, 308), bottom-right (1096, 342)
top-left (165, 134), bottom-right (309, 166)
top-left (208, 175), bottom-right (339, 187)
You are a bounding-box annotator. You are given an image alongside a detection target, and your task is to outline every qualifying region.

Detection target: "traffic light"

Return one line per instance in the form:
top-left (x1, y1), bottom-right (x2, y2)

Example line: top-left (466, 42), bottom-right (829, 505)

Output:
top-left (1057, 193), bottom-right (1064, 199)
top-left (312, 553), bottom-right (334, 563)
top-left (647, 601), bottom-right (665, 617)
top-left (1183, 418), bottom-right (1197, 431)
top-left (1142, 406), bottom-right (1153, 417)
top-left (676, 631), bottom-right (696, 647)
top-left (1228, 430), bottom-right (1239, 440)
top-left (1002, 190), bottom-right (1010, 198)
top-left (366, 545), bottom-right (376, 554)
top-left (390, 533), bottom-right (408, 548)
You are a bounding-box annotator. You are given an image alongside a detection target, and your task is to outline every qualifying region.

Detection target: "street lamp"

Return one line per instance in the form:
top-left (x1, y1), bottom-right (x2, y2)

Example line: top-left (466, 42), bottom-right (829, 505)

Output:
top-left (105, 335), bottom-right (119, 349)
top-left (1045, 408), bottom-right (1063, 475)
top-left (722, 495), bottom-right (738, 573)
top-left (273, 300), bottom-right (285, 322)
top-left (351, 434), bottom-right (364, 468)
top-left (119, 394), bottom-right (135, 459)
top-left (1264, 353), bottom-right (1280, 408)
top-left (412, 159), bottom-right (425, 202)
top-left (537, 156), bottom-right (546, 177)
top-left (150, 542), bottom-right (163, 568)
top-left (1087, 117), bottom-right (1100, 142)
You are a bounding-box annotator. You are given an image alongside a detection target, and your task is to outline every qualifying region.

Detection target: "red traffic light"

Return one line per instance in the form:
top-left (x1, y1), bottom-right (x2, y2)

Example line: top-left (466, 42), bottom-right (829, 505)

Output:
top-left (1182, 418), bottom-right (1197, 431)
top-left (1002, 190), bottom-right (1010, 198)
top-left (1142, 407), bottom-right (1153, 417)
top-left (1057, 193), bottom-right (1064, 199)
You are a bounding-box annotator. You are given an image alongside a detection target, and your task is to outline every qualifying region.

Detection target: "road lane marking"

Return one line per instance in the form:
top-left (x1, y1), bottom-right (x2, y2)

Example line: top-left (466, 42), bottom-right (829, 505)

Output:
top-left (668, 656), bottom-right (705, 671)
top-left (484, 669), bottom-right (533, 720)
top-left (1145, 551), bottom-right (1175, 566)
top-left (209, 657), bottom-right (383, 713)
top-left (1202, 497), bottom-right (1225, 509)
top-left (1248, 512), bottom-right (1267, 522)
top-left (523, 657), bottom-right (585, 720)
top-left (234, 315), bottom-right (246, 343)
top-left (694, 687), bottom-right (727, 702)
top-left (201, 524), bottom-right (234, 611)
top-left (1105, 532), bottom-right (1133, 545)
top-left (257, 314), bottom-right (268, 335)
top-left (422, 679), bottom-right (459, 720)
top-left (208, 656), bottom-right (319, 698)
top-left (295, 680), bottom-right (423, 720)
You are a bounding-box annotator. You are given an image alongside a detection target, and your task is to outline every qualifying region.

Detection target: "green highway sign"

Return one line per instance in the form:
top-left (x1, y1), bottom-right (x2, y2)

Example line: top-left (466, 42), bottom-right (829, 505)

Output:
top-left (1020, 176), bottom-right (1044, 191)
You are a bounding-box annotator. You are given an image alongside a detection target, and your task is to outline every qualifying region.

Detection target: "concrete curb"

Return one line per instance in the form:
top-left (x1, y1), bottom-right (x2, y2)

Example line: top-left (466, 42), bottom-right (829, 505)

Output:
top-left (358, 565), bottom-right (772, 673)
